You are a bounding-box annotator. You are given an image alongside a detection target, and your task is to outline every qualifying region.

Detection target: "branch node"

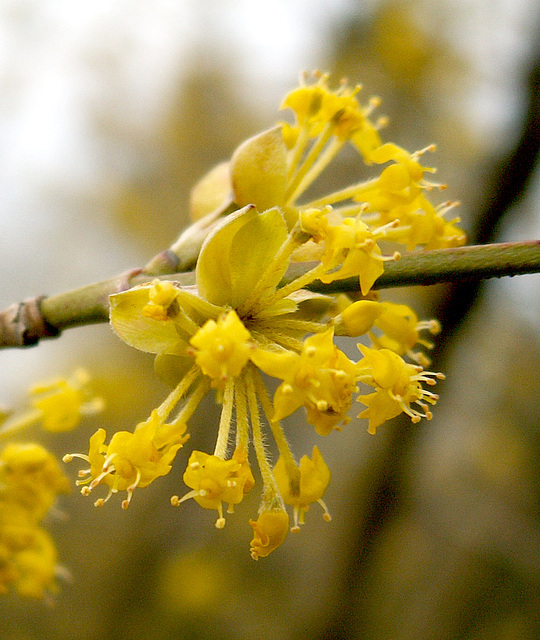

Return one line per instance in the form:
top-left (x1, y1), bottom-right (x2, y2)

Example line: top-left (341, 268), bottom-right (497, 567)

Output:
top-left (0, 296), bottom-right (60, 348)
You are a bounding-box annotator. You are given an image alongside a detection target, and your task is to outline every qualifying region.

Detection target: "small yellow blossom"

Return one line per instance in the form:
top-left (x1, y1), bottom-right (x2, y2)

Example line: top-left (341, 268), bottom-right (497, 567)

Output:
top-left (10, 527), bottom-right (59, 599)
top-left (172, 448), bottom-right (254, 528)
top-left (0, 443), bottom-right (70, 521)
top-left (280, 71), bottom-right (382, 158)
top-left (369, 301), bottom-right (440, 363)
top-left (142, 280), bottom-right (180, 321)
top-left (0, 477), bottom-right (64, 598)
top-left (188, 310), bottom-right (252, 385)
top-left (251, 329), bottom-right (358, 435)
top-left (335, 300), bottom-right (440, 365)
top-left (273, 446), bottom-right (331, 531)
top-left (357, 346), bottom-right (444, 433)
top-left (65, 411), bottom-right (188, 508)
top-left (337, 299), bottom-right (384, 337)
top-left (0, 370), bottom-right (104, 440)
top-left (249, 509), bottom-right (290, 560)
top-left (30, 369), bottom-right (103, 433)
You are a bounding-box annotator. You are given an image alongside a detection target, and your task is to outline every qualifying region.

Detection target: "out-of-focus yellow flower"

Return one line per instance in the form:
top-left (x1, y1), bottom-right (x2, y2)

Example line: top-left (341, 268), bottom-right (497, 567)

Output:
top-left (0, 370), bottom-right (104, 440)
top-left (273, 446), bottom-right (331, 531)
top-left (249, 509), bottom-right (290, 560)
top-left (0, 443), bottom-right (69, 520)
top-left (10, 527), bottom-right (59, 599)
top-left (30, 369), bottom-right (104, 432)
top-left (0, 445), bottom-right (66, 599)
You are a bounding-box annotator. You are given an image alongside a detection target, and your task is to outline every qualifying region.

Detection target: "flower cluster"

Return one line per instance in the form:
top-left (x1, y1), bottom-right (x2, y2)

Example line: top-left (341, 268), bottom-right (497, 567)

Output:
top-left (65, 73), bottom-right (464, 559)
top-left (0, 370), bottom-right (102, 597)
top-left (0, 443), bottom-right (69, 598)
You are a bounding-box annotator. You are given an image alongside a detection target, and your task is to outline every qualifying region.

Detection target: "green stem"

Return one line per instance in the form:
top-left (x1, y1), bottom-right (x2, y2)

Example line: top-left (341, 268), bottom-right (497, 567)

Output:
top-left (1, 241), bottom-right (539, 349)
top-left (308, 241), bottom-right (540, 292)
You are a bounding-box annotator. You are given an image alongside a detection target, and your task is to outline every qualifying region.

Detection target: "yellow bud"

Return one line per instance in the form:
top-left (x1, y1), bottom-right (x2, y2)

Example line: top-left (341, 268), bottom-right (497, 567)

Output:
top-left (189, 161), bottom-right (232, 221)
top-left (230, 127), bottom-right (287, 210)
top-left (249, 509), bottom-right (289, 560)
top-left (340, 300), bottom-right (383, 336)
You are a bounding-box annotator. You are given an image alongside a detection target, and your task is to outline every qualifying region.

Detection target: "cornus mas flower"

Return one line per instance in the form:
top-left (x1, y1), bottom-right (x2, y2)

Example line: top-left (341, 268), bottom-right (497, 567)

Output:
top-left (64, 72), bottom-right (464, 559)
top-left (0, 444), bottom-right (69, 597)
top-left (0, 369), bottom-right (103, 438)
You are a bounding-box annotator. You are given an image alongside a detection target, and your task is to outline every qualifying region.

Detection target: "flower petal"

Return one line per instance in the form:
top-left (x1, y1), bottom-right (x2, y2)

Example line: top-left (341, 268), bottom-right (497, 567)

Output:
top-left (110, 286), bottom-right (188, 355)
top-left (231, 127), bottom-right (287, 210)
top-left (197, 205), bottom-right (288, 308)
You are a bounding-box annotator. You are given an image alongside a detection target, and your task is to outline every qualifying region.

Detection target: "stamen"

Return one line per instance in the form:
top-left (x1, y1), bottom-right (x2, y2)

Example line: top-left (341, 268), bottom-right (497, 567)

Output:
top-left (319, 499), bottom-right (332, 522)
top-left (291, 507), bottom-right (301, 533)
top-left (63, 452), bottom-right (90, 464)
top-left (215, 504), bottom-right (226, 529)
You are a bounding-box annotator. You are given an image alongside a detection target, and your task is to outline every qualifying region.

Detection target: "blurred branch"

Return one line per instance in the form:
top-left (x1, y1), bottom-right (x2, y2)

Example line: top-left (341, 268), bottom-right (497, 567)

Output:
top-left (1, 241), bottom-right (540, 349)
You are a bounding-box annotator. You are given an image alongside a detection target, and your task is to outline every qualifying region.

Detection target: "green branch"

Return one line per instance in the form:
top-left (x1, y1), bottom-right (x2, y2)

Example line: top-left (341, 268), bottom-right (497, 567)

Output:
top-left (310, 240), bottom-right (540, 292)
top-left (1, 241), bottom-right (539, 349)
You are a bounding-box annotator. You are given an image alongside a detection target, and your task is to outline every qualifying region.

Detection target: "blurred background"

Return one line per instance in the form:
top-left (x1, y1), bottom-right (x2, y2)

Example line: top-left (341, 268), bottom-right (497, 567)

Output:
top-left (1, 0), bottom-right (540, 638)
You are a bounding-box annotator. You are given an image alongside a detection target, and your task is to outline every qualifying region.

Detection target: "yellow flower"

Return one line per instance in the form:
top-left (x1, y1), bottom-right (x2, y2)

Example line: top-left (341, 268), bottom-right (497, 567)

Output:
top-left (30, 369), bottom-right (103, 432)
top-left (336, 299), bottom-right (440, 365)
top-left (10, 527), bottom-right (59, 599)
top-left (280, 71), bottom-right (382, 157)
top-left (0, 443), bottom-right (70, 521)
top-left (63, 73), bottom-right (455, 559)
top-left (188, 310), bottom-right (252, 385)
top-left (251, 329), bottom-right (358, 435)
top-left (0, 504), bottom-right (61, 598)
top-left (142, 280), bottom-right (180, 321)
top-left (301, 208), bottom-right (397, 295)
top-left (273, 446), bottom-right (331, 531)
top-left (65, 411), bottom-right (188, 508)
top-left (249, 509), bottom-right (290, 560)
top-left (0, 370), bottom-right (104, 440)
top-left (357, 346), bottom-right (444, 434)
top-left (172, 448), bottom-right (254, 528)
